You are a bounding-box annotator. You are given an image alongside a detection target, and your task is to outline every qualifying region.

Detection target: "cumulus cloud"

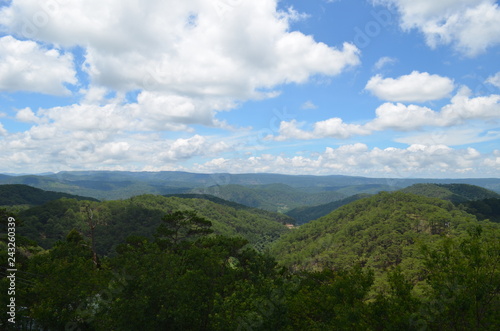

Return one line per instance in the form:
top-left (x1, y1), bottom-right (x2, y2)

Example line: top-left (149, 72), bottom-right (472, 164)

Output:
top-left (158, 135), bottom-right (230, 161)
top-left (23, 90), bottom-right (236, 135)
top-left (0, 0), bottom-right (361, 172)
top-left (367, 87), bottom-right (500, 130)
top-left (395, 128), bottom-right (500, 146)
top-left (0, 122), bottom-right (7, 136)
top-left (365, 71), bottom-right (455, 102)
top-left (16, 107), bottom-right (41, 123)
top-left (271, 87), bottom-right (500, 140)
top-left (194, 143), bottom-right (490, 177)
top-left (313, 118), bottom-right (371, 138)
top-left (373, 56), bottom-right (397, 71)
top-left (486, 72), bottom-right (500, 89)
top-left (0, 0), bottom-right (359, 99)
top-left (0, 123), bottom-right (234, 172)
top-left (272, 118), bottom-right (371, 141)
top-left (0, 36), bottom-right (76, 95)
top-left (374, 0), bottom-right (500, 56)
top-left (367, 103), bottom-right (438, 131)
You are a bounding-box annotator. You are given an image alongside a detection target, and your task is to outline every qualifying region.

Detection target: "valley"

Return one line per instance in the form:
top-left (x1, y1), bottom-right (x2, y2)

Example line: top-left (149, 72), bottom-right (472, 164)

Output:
top-left (1, 172), bottom-right (499, 330)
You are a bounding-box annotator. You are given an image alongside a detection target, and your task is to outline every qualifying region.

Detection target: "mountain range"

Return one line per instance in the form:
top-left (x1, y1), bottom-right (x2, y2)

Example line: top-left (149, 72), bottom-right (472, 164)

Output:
top-left (1, 171), bottom-right (500, 212)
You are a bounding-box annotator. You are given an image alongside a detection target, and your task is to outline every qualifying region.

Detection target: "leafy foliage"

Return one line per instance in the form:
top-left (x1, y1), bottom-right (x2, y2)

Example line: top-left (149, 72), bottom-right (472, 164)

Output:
top-left (419, 226), bottom-right (500, 329)
top-left (155, 210), bottom-right (213, 247)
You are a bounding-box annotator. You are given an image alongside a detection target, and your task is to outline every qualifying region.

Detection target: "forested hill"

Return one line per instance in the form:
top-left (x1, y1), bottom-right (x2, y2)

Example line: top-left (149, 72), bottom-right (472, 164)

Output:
top-left (459, 198), bottom-right (500, 223)
top-left (164, 193), bottom-right (296, 220)
top-left (4, 189), bottom-right (500, 329)
top-left (270, 191), bottom-right (499, 274)
top-left (191, 184), bottom-right (346, 212)
top-left (18, 194), bottom-right (291, 255)
top-left (0, 184), bottom-right (98, 206)
top-left (400, 183), bottom-right (500, 203)
top-left (284, 183), bottom-right (500, 225)
top-left (285, 193), bottom-right (371, 225)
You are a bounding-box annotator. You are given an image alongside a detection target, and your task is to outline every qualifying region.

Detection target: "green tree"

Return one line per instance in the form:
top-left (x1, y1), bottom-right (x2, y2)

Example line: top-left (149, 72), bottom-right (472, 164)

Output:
top-left (154, 210), bottom-right (213, 248)
top-left (420, 226), bottom-right (500, 330)
top-left (284, 265), bottom-right (374, 330)
top-left (368, 267), bottom-right (424, 330)
top-left (25, 230), bottom-right (110, 330)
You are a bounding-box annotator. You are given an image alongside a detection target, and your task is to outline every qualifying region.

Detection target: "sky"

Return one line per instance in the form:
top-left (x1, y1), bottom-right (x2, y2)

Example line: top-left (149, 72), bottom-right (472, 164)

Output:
top-left (0, 0), bottom-right (499, 178)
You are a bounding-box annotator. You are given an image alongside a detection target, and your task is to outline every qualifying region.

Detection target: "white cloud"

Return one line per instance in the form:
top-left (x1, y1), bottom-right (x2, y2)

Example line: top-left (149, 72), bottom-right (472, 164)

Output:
top-left (0, 36), bottom-right (76, 95)
top-left (278, 6), bottom-right (311, 23)
top-left (441, 86), bottom-right (500, 123)
top-left (367, 87), bottom-right (500, 130)
top-left (374, 0), bottom-right (500, 56)
top-left (272, 87), bottom-right (500, 140)
top-left (373, 56), bottom-right (397, 71)
top-left (272, 120), bottom-right (315, 141)
top-left (484, 150), bottom-right (500, 168)
top-left (313, 118), bottom-right (371, 138)
top-left (301, 101), bottom-right (318, 110)
top-left (0, 0), bottom-right (359, 99)
top-left (486, 72), bottom-right (500, 89)
top-left (194, 143), bottom-right (492, 177)
top-left (0, 122), bottom-right (7, 136)
top-left (272, 118), bottom-right (371, 141)
top-left (0, 123), bottom-right (234, 172)
top-left (367, 103), bottom-right (438, 131)
top-left (0, 0), bottom-right (361, 169)
top-left (365, 71), bottom-right (455, 102)
top-left (16, 107), bottom-right (41, 123)
top-left (395, 128), bottom-right (500, 146)
top-left (157, 135), bottom-right (230, 161)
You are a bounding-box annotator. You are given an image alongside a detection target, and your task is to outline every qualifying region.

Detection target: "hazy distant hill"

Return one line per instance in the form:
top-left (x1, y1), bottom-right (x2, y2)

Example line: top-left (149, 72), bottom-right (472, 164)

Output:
top-left (400, 183), bottom-right (500, 203)
top-left (271, 192), bottom-right (499, 273)
top-left (190, 183), bottom-right (347, 212)
top-left (285, 194), bottom-right (371, 225)
top-left (1, 170), bottom-right (500, 202)
top-left (0, 184), bottom-right (98, 206)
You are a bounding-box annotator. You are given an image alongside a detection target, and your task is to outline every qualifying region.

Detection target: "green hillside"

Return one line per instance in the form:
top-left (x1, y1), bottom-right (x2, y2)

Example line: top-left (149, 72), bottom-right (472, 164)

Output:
top-left (192, 183), bottom-right (346, 212)
top-left (18, 194), bottom-right (290, 255)
top-left (164, 193), bottom-right (296, 222)
top-left (270, 192), bottom-right (499, 275)
top-left (459, 198), bottom-right (500, 223)
top-left (285, 193), bottom-right (371, 225)
top-left (4, 191), bottom-right (499, 330)
top-left (0, 184), bottom-right (98, 206)
top-left (400, 183), bottom-right (500, 203)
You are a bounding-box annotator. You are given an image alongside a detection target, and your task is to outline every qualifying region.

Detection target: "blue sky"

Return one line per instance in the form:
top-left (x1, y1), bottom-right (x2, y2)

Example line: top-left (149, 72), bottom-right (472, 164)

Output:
top-left (0, 0), bottom-right (499, 177)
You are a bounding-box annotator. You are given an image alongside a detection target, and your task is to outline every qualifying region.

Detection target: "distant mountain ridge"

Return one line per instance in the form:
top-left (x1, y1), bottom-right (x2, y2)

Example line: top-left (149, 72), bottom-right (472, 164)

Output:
top-left (0, 171), bottom-right (499, 206)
